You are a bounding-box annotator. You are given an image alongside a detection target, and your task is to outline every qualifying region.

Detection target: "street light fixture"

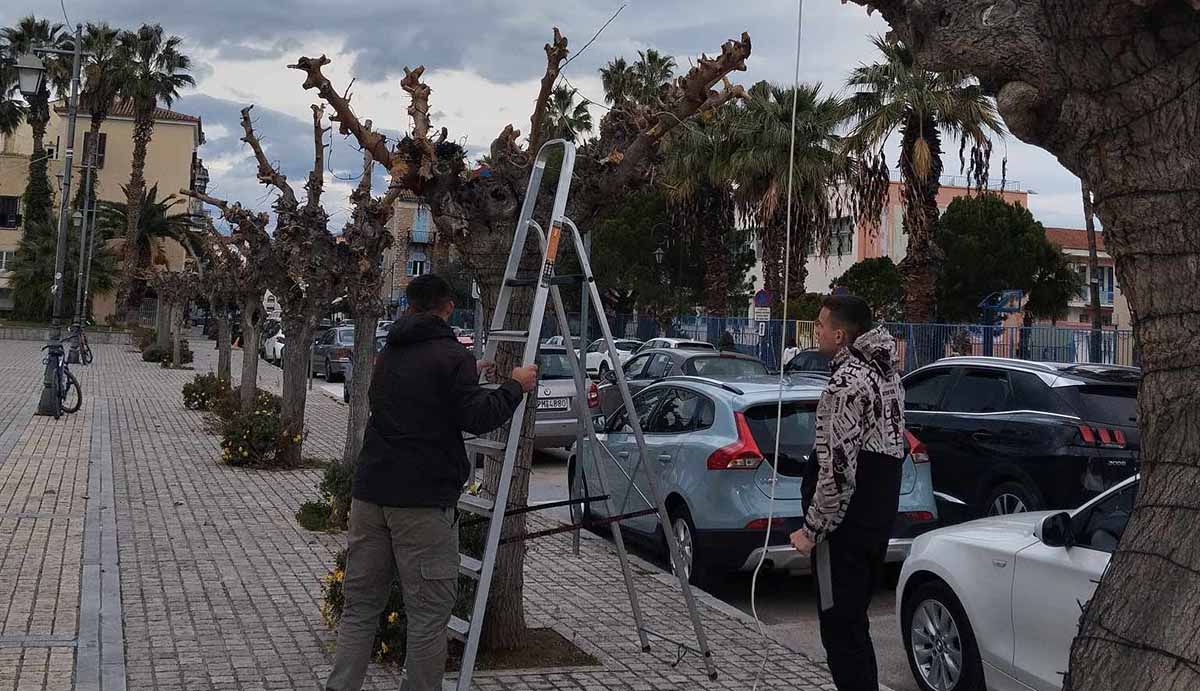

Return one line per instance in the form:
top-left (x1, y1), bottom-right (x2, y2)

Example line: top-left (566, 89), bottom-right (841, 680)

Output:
top-left (15, 51), bottom-right (47, 98)
top-left (653, 246), bottom-right (665, 265)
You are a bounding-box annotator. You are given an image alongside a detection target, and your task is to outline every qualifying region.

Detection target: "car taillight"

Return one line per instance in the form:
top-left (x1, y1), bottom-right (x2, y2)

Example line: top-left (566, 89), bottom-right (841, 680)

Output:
top-left (744, 517), bottom-right (785, 530)
top-left (1078, 424), bottom-right (1127, 448)
top-left (903, 511), bottom-right (935, 523)
top-left (904, 429), bottom-right (930, 464)
top-left (333, 347), bottom-right (352, 359)
top-left (707, 412), bottom-right (764, 470)
top-left (587, 382), bottom-right (599, 409)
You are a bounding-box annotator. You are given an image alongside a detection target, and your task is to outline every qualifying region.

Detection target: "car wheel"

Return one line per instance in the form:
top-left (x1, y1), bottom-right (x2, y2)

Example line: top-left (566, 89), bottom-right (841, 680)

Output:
top-left (902, 580), bottom-right (985, 691)
top-left (666, 504), bottom-right (713, 588)
top-left (567, 457), bottom-right (593, 527)
top-left (324, 358), bottom-right (335, 381)
top-left (985, 481), bottom-right (1043, 517)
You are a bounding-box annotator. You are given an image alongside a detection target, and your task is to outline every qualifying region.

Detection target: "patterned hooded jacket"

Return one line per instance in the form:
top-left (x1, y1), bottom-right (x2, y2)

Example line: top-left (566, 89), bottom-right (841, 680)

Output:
top-left (800, 326), bottom-right (905, 543)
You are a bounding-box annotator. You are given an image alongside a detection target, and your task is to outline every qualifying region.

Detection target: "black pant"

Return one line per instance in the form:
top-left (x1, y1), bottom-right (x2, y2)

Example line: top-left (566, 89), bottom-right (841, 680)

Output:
top-left (812, 529), bottom-right (888, 691)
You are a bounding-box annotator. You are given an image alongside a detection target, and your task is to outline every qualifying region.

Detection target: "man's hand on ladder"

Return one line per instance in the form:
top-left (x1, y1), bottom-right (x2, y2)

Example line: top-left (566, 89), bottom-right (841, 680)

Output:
top-left (512, 365), bottom-right (539, 392)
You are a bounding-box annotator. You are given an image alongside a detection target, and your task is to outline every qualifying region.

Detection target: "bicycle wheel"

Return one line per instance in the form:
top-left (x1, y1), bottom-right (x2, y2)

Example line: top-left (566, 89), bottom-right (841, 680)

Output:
top-left (61, 370), bottom-right (82, 414)
top-left (81, 342), bottom-right (93, 365)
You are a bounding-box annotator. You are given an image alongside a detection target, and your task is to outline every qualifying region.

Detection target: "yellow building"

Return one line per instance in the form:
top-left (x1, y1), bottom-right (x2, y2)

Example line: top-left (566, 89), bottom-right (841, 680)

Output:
top-left (0, 98), bottom-right (205, 320)
top-left (380, 192), bottom-right (437, 311)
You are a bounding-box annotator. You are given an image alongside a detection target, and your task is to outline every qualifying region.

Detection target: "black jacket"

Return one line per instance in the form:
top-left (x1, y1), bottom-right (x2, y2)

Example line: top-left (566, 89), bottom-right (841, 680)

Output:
top-left (354, 314), bottom-right (524, 508)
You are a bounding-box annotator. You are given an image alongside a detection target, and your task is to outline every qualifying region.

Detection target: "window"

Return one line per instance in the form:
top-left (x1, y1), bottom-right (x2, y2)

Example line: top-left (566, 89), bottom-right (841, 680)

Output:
top-left (0, 196), bottom-right (18, 228)
top-left (645, 353), bottom-right (674, 379)
top-left (904, 370), bottom-right (954, 411)
top-left (1074, 481), bottom-right (1137, 553)
top-left (1059, 385), bottom-right (1138, 427)
top-left (586, 340), bottom-right (603, 354)
top-left (1077, 265), bottom-right (1116, 306)
top-left (535, 350), bottom-right (574, 380)
top-left (829, 217), bottom-right (854, 257)
top-left (0, 250), bottom-right (13, 272)
top-left (686, 356), bottom-right (768, 377)
top-left (744, 402), bottom-right (818, 477)
top-left (82, 132), bottom-right (106, 169)
top-left (1009, 372), bottom-right (1072, 414)
top-left (943, 369), bottom-right (1013, 413)
top-left (408, 249), bottom-right (428, 277)
top-left (411, 206), bottom-right (433, 243)
top-left (648, 389), bottom-right (713, 434)
top-left (609, 387), bottom-right (671, 434)
top-left (337, 329), bottom-right (356, 345)
top-left (623, 354), bottom-right (651, 379)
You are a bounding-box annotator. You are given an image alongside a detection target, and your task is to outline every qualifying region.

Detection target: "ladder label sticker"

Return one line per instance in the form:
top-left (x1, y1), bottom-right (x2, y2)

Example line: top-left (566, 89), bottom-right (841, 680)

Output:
top-left (541, 222), bottom-right (563, 286)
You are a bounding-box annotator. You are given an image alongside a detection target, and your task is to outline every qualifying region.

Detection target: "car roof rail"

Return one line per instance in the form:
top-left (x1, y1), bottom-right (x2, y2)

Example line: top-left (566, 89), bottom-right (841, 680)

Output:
top-left (662, 375), bottom-right (744, 395)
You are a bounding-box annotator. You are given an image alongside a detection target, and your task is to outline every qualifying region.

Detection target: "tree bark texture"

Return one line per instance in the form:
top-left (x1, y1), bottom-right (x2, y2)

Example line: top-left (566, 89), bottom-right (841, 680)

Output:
top-left (238, 298), bottom-right (261, 413)
top-left (216, 307), bottom-right (232, 383)
top-left (343, 306), bottom-right (381, 465)
top-left (280, 317), bottom-right (316, 468)
top-left (23, 96), bottom-right (53, 226)
top-left (898, 116), bottom-right (943, 323)
top-left (1082, 180), bottom-right (1104, 362)
top-left (155, 294), bottom-right (171, 350)
top-left (170, 302), bottom-right (183, 367)
top-left (846, 2), bottom-right (1200, 689)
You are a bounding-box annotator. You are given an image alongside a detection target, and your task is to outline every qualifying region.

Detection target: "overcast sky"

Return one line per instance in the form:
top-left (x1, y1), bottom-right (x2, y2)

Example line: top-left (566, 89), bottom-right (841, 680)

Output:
top-left (4, 0), bottom-right (1087, 229)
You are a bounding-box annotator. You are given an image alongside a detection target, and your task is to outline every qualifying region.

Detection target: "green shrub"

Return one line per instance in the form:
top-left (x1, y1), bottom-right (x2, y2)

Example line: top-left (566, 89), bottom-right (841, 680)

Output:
top-left (320, 517), bottom-right (485, 664)
top-left (183, 373), bottom-right (229, 410)
top-left (132, 326), bottom-right (156, 351)
top-left (212, 386), bottom-right (280, 421)
top-left (296, 462), bottom-right (355, 531)
top-left (219, 390), bottom-right (299, 469)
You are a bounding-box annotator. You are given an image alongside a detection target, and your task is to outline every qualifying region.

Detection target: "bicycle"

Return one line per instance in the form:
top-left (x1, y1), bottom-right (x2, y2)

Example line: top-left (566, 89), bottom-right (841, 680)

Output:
top-left (43, 336), bottom-right (83, 418)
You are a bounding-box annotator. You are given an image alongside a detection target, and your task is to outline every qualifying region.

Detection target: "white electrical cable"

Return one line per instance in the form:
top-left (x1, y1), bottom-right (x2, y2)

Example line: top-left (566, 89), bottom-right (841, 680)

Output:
top-left (751, 1), bottom-right (804, 689)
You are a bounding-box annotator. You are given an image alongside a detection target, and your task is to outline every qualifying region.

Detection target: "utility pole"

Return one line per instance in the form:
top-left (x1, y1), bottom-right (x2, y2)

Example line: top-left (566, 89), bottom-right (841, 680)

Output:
top-left (1082, 179), bottom-right (1104, 363)
top-left (67, 147), bottom-right (96, 364)
top-left (36, 24), bottom-right (84, 416)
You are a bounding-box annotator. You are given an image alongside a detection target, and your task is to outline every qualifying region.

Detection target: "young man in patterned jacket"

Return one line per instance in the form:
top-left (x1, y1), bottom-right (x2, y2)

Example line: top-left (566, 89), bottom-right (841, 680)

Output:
top-left (792, 295), bottom-right (905, 691)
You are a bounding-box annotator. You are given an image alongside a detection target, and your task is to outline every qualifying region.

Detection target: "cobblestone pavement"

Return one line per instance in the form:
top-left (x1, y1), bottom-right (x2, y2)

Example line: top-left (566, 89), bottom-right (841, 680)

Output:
top-left (0, 337), bottom-right (843, 690)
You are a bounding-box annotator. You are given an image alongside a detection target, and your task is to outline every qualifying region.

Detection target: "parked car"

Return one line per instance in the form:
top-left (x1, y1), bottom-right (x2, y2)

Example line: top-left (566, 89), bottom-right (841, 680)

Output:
top-left (784, 347), bottom-right (831, 374)
top-left (311, 326), bottom-right (359, 381)
top-left (261, 323), bottom-right (285, 365)
top-left (582, 338), bottom-right (643, 378)
top-left (902, 357), bottom-right (1140, 519)
top-left (569, 375), bottom-right (938, 585)
top-left (897, 475), bottom-right (1137, 691)
top-left (595, 348), bottom-right (768, 418)
top-left (532, 345), bottom-right (596, 450)
top-left (543, 335), bottom-right (583, 353)
top-left (453, 327), bottom-right (474, 348)
top-left (634, 337), bottom-right (716, 354)
top-left (343, 334), bottom-right (389, 403)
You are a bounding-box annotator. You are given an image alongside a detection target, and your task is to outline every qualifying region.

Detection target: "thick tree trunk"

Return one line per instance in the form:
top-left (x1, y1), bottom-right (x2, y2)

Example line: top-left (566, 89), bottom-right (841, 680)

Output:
top-left (239, 300), bottom-right (261, 413)
top-left (155, 295), bottom-right (171, 350)
top-left (1082, 180), bottom-right (1103, 362)
top-left (898, 118), bottom-right (944, 324)
top-left (342, 305), bottom-right (382, 466)
top-left (170, 303), bottom-right (182, 367)
top-left (280, 317), bottom-right (316, 468)
top-left (119, 113), bottom-right (155, 320)
top-left (216, 307), bottom-right (232, 383)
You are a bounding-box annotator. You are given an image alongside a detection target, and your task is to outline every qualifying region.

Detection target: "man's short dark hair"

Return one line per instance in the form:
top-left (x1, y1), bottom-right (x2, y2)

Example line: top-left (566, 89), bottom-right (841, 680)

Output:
top-left (821, 294), bottom-right (873, 342)
top-left (407, 274), bottom-right (454, 313)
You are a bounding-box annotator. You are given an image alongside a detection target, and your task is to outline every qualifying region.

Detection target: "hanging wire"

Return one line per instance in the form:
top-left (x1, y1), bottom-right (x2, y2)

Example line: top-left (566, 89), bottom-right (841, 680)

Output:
top-left (751, 2), bottom-right (804, 689)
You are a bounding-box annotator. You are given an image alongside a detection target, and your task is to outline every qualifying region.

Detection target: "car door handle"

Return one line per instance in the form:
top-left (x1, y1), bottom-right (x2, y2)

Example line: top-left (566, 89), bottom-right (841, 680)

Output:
top-left (971, 430), bottom-right (994, 441)
top-left (907, 424), bottom-right (926, 434)
top-left (618, 451), bottom-right (630, 459)
top-left (656, 454), bottom-right (672, 463)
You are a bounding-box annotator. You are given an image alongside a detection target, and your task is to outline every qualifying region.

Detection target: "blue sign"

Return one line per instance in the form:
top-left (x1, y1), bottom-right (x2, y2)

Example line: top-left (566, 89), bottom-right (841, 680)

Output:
top-left (753, 289), bottom-right (774, 308)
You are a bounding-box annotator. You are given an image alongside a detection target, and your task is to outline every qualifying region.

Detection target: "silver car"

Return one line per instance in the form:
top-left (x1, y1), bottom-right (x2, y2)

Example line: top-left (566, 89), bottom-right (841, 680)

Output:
top-left (311, 326), bottom-right (356, 381)
top-left (533, 345), bottom-right (591, 450)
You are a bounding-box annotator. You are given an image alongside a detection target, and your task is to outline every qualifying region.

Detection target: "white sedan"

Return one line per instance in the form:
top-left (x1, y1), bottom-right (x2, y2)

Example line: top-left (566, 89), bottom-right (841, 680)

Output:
top-left (261, 329), bottom-right (286, 365)
top-left (897, 476), bottom-right (1136, 691)
top-left (582, 338), bottom-right (642, 377)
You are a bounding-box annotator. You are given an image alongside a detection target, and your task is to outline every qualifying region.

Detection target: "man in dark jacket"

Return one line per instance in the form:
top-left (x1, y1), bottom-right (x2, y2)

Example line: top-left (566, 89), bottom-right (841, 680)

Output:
top-left (326, 274), bottom-right (538, 691)
top-left (792, 295), bottom-right (905, 691)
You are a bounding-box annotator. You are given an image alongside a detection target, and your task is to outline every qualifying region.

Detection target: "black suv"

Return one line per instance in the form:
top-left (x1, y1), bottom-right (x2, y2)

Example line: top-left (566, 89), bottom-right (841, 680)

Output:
top-left (902, 357), bottom-right (1140, 518)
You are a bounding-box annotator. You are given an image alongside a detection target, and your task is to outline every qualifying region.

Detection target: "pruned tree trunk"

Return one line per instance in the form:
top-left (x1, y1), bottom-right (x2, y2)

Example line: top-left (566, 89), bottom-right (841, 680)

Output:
top-left (343, 307), bottom-right (381, 464)
top-left (216, 306), bottom-right (232, 383)
top-left (841, 3), bottom-right (1200, 689)
top-left (1082, 180), bottom-right (1103, 363)
top-left (155, 294), bottom-right (171, 350)
top-left (280, 318), bottom-right (316, 468)
top-left (239, 299), bottom-right (261, 413)
top-left (170, 302), bottom-right (183, 367)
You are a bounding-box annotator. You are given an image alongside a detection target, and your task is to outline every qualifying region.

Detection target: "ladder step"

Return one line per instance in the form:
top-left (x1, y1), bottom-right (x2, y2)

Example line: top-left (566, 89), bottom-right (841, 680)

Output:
top-left (464, 436), bottom-right (507, 456)
top-left (504, 277), bottom-right (538, 288)
top-left (458, 493), bottom-right (495, 517)
top-left (489, 329), bottom-right (529, 343)
top-left (505, 274), bottom-right (586, 288)
top-left (459, 553), bottom-right (483, 578)
top-left (448, 615), bottom-right (470, 642)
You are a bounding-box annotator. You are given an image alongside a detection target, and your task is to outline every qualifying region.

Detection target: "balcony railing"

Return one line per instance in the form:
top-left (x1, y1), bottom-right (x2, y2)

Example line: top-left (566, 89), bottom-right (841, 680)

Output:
top-left (1075, 288), bottom-right (1115, 306)
top-left (410, 228), bottom-right (433, 244)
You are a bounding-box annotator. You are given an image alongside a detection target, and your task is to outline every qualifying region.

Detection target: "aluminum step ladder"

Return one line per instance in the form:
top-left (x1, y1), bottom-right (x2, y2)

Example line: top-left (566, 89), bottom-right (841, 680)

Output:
top-left (450, 139), bottom-right (718, 690)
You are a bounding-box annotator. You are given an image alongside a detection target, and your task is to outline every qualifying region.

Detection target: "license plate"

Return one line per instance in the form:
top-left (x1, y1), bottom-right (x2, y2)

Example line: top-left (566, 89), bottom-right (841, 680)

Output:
top-left (536, 397), bottom-right (570, 411)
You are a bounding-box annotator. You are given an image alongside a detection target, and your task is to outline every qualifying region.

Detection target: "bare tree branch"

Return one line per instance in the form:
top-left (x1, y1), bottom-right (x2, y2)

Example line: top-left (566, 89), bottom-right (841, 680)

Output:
top-left (239, 106), bottom-right (299, 208)
top-left (307, 104), bottom-right (328, 211)
top-left (607, 33), bottom-right (752, 190)
top-left (527, 27), bottom-right (569, 155)
top-left (289, 55), bottom-right (395, 169)
top-left (401, 66), bottom-right (432, 141)
top-left (178, 188), bottom-right (230, 215)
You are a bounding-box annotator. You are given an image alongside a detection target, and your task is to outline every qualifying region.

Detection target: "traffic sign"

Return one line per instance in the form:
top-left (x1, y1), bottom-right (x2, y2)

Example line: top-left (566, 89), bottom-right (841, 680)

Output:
top-left (753, 289), bottom-right (774, 308)
top-left (753, 307), bottom-right (771, 322)
top-left (757, 321), bottom-right (767, 337)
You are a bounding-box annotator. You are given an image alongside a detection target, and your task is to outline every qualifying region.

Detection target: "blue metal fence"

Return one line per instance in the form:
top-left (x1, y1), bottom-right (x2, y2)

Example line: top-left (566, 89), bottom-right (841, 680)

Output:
top-left (450, 307), bottom-right (1136, 373)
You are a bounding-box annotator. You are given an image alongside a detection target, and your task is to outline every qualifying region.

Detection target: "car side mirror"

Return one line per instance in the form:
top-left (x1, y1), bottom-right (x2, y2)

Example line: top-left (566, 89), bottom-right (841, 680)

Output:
top-left (603, 370), bottom-right (617, 384)
top-left (1038, 511), bottom-right (1075, 548)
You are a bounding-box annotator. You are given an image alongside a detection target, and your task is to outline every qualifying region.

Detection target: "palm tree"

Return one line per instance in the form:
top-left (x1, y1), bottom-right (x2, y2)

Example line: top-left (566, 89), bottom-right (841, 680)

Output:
top-left (631, 49), bottom-right (676, 105)
top-left (76, 23), bottom-right (124, 204)
top-left (543, 86), bottom-right (592, 143)
top-left (845, 36), bottom-right (1005, 322)
top-left (9, 219), bottom-right (116, 321)
top-left (0, 61), bottom-right (27, 135)
top-left (599, 57), bottom-right (635, 105)
top-left (115, 24), bottom-right (194, 318)
top-left (2, 16), bottom-right (72, 225)
top-left (666, 82), bottom-right (851, 312)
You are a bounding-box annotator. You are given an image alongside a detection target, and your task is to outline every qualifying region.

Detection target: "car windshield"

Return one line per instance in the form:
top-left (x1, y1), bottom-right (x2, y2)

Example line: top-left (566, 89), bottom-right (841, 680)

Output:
top-left (686, 356), bottom-right (767, 377)
top-left (1066, 385), bottom-right (1138, 426)
top-left (743, 402), bottom-right (817, 477)
top-left (536, 351), bottom-right (575, 380)
top-left (616, 340), bottom-right (641, 352)
top-left (337, 330), bottom-right (355, 345)
top-left (678, 341), bottom-right (716, 351)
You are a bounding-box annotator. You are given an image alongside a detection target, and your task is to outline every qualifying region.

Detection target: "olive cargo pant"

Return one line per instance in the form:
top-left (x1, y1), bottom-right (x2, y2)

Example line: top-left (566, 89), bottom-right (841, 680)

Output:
top-left (326, 499), bottom-right (459, 691)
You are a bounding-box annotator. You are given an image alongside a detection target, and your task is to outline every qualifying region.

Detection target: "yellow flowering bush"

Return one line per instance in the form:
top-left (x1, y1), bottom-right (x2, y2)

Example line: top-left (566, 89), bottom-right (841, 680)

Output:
top-left (218, 390), bottom-right (300, 469)
top-left (296, 462), bottom-right (355, 532)
top-left (182, 373), bottom-right (229, 410)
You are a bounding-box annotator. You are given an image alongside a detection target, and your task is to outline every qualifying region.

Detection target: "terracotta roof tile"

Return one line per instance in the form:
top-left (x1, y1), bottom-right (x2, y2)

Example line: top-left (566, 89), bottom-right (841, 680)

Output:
top-left (1045, 227), bottom-right (1105, 251)
top-left (55, 97), bottom-right (201, 124)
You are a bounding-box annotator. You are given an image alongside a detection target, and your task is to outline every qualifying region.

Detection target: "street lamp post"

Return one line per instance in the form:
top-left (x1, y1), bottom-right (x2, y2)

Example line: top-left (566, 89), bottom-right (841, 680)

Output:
top-left (67, 148), bottom-right (97, 365)
top-left (22, 25), bottom-right (85, 416)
